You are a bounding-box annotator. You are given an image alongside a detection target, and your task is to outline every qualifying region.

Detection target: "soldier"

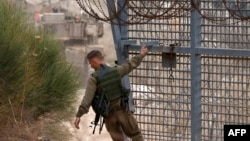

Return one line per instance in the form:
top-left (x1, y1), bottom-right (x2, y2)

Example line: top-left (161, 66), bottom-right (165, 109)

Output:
top-left (74, 46), bottom-right (148, 141)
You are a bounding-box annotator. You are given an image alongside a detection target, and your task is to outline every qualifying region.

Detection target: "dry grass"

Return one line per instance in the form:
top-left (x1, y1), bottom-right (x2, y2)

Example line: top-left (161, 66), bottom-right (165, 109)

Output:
top-left (0, 109), bottom-right (74, 141)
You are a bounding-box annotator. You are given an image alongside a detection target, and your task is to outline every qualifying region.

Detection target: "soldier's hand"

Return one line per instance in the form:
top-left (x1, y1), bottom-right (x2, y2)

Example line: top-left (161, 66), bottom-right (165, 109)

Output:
top-left (140, 45), bottom-right (148, 56)
top-left (74, 117), bottom-right (81, 129)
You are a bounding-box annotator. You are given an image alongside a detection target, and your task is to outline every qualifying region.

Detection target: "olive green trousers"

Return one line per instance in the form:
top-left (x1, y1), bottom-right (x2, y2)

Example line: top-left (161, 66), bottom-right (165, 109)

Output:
top-left (104, 109), bottom-right (144, 141)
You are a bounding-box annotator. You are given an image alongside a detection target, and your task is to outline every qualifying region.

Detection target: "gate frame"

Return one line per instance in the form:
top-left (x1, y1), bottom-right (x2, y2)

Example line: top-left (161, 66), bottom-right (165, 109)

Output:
top-left (107, 0), bottom-right (250, 141)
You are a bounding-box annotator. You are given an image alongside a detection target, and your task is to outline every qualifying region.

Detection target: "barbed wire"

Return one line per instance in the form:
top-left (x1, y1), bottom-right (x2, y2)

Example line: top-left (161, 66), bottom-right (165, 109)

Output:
top-left (75, 0), bottom-right (250, 25)
top-left (127, 1), bottom-right (191, 19)
top-left (222, 0), bottom-right (250, 21)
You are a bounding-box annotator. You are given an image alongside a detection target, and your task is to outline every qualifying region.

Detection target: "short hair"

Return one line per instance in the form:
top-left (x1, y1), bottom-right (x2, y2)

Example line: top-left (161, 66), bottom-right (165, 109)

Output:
top-left (87, 50), bottom-right (104, 60)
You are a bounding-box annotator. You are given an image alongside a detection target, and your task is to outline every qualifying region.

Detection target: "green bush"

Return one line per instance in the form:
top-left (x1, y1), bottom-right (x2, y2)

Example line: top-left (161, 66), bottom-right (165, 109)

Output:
top-left (0, 0), bottom-right (80, 120)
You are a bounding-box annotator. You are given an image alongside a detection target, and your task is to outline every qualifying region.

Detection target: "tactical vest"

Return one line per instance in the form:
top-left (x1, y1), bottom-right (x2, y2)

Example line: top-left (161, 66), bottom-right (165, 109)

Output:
top-left (91, 65), bottom-right (130, 134)
top-left (92, 65), bottom-right (123, 102)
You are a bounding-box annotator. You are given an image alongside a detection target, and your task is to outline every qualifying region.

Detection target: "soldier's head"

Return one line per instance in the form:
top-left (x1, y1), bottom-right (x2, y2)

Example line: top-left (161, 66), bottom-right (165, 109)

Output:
top-left (87, 50), bottom-right (104, 70)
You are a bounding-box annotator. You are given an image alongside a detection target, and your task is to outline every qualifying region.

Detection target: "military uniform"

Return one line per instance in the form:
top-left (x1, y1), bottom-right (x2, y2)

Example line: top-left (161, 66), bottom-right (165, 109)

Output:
top-left (76, 54), bottom-right (145, 141)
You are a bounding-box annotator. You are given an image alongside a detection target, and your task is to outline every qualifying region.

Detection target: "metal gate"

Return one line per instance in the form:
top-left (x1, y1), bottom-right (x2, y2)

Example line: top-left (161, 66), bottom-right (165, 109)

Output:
top-left (76, 0), bottom-right (250, 140)
top-left (114, 1), bottom-right (250, 141)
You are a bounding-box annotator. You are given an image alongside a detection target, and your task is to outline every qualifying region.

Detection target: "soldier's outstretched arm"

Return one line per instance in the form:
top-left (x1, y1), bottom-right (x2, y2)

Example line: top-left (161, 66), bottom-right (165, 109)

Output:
top-left (117, 46), bottom-right (148, 77)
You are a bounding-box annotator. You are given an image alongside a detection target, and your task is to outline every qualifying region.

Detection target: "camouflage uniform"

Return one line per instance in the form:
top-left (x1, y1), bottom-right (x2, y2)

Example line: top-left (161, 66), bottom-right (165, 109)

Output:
top-left (76, 54), bottom-right (145, 141)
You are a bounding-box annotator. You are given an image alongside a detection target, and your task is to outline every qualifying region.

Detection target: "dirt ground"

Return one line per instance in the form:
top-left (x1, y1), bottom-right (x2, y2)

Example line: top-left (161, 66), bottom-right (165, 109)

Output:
top-left (64, 90), bottom-right (112, 141)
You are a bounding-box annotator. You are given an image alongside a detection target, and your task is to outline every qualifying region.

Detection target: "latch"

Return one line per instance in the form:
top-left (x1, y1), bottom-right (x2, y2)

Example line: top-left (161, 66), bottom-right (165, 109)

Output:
top-left (162, 43), bottom-right (180, 68)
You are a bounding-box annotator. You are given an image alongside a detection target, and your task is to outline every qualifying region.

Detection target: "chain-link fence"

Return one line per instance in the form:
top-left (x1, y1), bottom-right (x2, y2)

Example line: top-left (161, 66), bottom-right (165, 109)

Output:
top-left (125, 1), bottom-right (250, 141)
top-left (129, 52), bottom-right (191, 140)
top-left (201, 56), bottom-right (250, 141)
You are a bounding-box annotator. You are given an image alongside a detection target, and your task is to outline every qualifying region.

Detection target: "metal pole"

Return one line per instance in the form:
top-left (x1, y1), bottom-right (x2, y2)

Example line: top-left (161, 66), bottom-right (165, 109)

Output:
top-left (118, 0), bottom-right (128, 40)
top-left (107, 1), bottom-right (133, 140)
top-left (190, 0), bottom-right (202, 141)
top-left (107, 0), bottom-right (134, 112)
top-left (117, 0), bottom-right (135, 112)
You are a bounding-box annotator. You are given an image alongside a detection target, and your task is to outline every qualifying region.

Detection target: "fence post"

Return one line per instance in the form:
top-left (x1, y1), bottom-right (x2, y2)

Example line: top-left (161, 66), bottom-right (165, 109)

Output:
top-left (107, 0), bottom-right (134, 112)
top-left (190, 0), bottom-right (202, 141)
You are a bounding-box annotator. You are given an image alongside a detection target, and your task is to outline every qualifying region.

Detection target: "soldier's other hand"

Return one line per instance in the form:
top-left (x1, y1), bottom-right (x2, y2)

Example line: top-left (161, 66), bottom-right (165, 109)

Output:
top-left (140, 45), bottom-right (148, 56)
top-left (74, 117), bottom-right (81, 129)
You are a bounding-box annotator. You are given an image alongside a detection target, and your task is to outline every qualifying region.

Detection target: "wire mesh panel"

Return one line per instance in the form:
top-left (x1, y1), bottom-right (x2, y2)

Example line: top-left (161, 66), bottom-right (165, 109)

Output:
top-left (126, 1), bottom-right (193, 141)
top-left (199, 0), bottom-right (250, 140)
top-left (201, 56), bottom-right (250, 141)
top-left (127, 0), bottom-right (191, 46)
top-left (125, 1), bottom-right (250, 140)
top-left (200, 0), bottom-right (250, 49)
top-left (129, 52), bottom-right (191, 141)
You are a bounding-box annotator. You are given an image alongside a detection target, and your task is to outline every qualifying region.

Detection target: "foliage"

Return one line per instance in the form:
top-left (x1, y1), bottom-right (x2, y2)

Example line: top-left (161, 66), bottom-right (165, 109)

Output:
top-left (0, 0), bottom-right (80, 121)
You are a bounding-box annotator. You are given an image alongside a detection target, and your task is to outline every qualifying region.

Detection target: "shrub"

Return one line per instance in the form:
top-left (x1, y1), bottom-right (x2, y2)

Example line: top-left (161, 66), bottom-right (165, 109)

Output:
top-left (0, 0), bottom-right (80, 121)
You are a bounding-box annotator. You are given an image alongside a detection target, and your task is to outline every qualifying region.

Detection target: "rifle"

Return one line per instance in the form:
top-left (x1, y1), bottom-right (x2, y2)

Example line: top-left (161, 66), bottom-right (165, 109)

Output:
top-left (92, 90), bottom-right (107, 134)
top-left (92, 113), bottom-right (105, 134)
top-left (91, 65), bottom-right (110, 134)
top-left (92, 113), bottom-right (99, 134)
